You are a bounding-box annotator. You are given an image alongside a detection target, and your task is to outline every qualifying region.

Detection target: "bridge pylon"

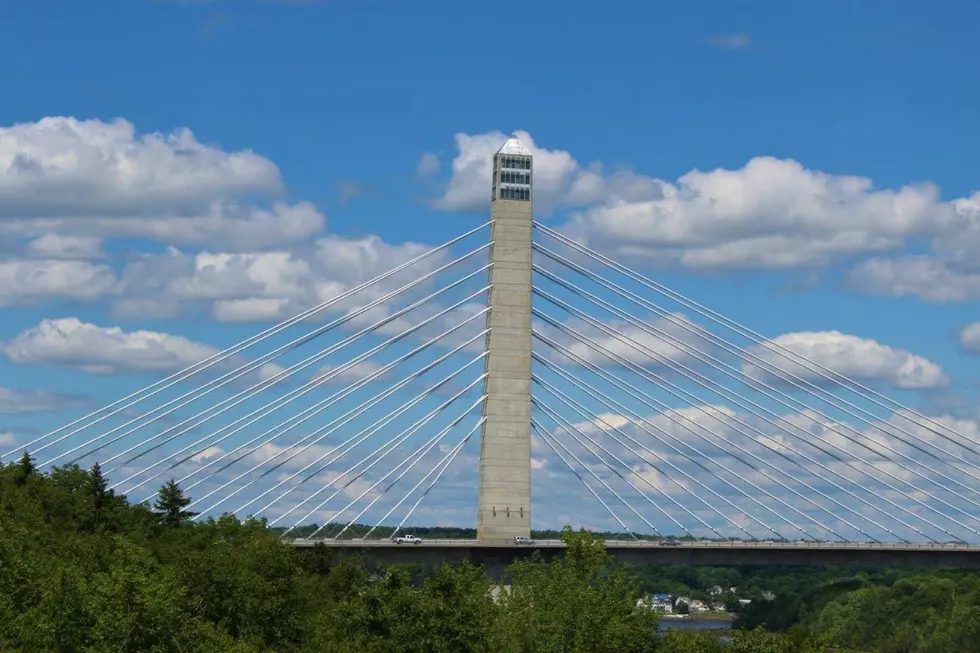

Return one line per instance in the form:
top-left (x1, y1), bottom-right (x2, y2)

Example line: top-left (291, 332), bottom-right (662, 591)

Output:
top-left (476, 136), bottom-right (534, 541)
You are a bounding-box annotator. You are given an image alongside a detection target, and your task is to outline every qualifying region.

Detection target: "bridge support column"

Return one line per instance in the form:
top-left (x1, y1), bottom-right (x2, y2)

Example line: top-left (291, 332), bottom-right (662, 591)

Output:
top-left (477, 136), bottom-right (533, 541)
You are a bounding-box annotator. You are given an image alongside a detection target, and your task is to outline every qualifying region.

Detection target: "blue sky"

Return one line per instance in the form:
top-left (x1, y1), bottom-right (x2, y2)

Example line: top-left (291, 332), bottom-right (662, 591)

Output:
top-left (1, 0), bottom-right (979, 541)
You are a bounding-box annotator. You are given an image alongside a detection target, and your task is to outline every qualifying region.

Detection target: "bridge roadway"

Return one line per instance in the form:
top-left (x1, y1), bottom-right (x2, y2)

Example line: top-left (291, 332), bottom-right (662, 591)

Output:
top-left (292, 538), bottom-right (980, 572)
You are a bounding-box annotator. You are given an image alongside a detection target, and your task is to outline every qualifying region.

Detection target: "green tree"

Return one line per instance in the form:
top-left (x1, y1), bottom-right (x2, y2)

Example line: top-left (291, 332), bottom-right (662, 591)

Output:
top-left (490, 526), bottom-right (659, 653)
top-left (16, 451), bottom-right (35, 485)
top-left (153, 479), bottom-right (195, 528)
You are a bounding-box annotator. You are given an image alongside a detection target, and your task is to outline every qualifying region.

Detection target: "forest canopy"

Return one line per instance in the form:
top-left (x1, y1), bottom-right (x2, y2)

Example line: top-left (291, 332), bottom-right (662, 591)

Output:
top-left (2, 455), bottom-right (979, 652)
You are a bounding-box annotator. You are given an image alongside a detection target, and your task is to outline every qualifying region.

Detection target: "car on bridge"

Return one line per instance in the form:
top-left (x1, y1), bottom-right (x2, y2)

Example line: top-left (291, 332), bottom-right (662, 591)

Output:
top-left (392, 534), bottom-right (422, 544)
top-left (659, 539), bottom-right (681, 546)
top-left (514, 536), bottom-right (535, 545)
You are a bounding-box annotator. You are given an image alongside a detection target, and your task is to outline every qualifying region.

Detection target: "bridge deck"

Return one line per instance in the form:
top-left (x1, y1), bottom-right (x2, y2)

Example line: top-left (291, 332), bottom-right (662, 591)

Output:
top-left (292, 539), bottom-right (980, 552)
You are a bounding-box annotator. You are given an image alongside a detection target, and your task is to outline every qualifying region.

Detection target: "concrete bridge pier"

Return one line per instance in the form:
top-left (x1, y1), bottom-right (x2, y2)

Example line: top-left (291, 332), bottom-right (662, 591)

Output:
top-left (477, 136), bottom-right (535, 542)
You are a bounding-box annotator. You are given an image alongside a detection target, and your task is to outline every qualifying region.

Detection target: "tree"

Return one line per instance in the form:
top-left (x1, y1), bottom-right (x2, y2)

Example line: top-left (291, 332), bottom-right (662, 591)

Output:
top-left (90, 462), bottom-right (108, 509)
top-left (154, 479), bottom-right (196, 527)
top-left (16, 451), bottom-right (35, 485)
top-left (490, 525), bottom-right (659, 653)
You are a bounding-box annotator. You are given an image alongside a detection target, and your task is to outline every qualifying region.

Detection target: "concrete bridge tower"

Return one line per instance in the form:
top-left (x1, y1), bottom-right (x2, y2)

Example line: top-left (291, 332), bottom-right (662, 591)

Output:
top-left (476, 135), bottom-right (534, 541)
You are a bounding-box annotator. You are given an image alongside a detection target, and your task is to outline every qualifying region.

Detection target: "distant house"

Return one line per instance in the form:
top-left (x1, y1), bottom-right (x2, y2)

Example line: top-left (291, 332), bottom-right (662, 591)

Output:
top-left (637, 594), bottom-right (674, 613)
top-left (687, 600), bottom-right (710, 613)
top-left (739, 599), bottom-right (752, 606)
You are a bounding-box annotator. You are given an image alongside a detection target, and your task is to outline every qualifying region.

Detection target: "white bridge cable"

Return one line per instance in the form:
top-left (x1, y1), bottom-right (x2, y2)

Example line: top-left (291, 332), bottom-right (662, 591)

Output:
top-left (532, 397), bottom-right (680, 538)
top-left (532, 344), bottom-right (767, 541)
top-left (534, 272), bottom-right (980, 533)
top-left (177, 318), bottom-right (489, 512)
top-left (278, 373), bottom-right (488, 538)
top-left (531, 392), bottom-right (713, 539)
top-left (531, 421), bottom-right (637, 540)
top-left (533, 223), bottom-right (980, 461)
top-left (224, 352), bottom-right (488, 520)
top-left (328, 397), bottom-right (488, 540)
top-left (533, 252), bottom-right (980, 506)
top-left (98, 271), bottom-right (491, 485)
top-left (365, 418), bottom-right (483, 540)
top-left (42, 248), bottom-right (492, 471)
top-left (534, 356), bottom-right (823, 543)
top-left (531, 403), bottom-right (653, 538)
top-left (534, 337), bottom-right (911, 545)
top-left (288, 381), bottom-right (486, 540)
top-left (535, 381), bottom-right (783, 541)
top-left (5, 222), bottom-right (492, 462)
top-left (533, 292), bottom-right (975, 542)
top-left (533, 321), bottom-right (934, 544)
top-left (112, 286), bottom-right (490, 495)
top-left (534, 371), bottom-right (853, 543)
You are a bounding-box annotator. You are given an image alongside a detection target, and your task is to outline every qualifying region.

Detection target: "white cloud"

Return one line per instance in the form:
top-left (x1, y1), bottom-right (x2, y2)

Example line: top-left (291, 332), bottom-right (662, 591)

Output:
top-left (541, 312), bottom-right (709, 368)
top-left (0, 116), bottom-right (456, 314)
top-left (0, 431), bottom-right (14, 446)
top-left (24, 234), bottom-right (104, 259)
top-left (433, 130), bottom-right (581, 214)
top-left (0, 259), bottom-right (117, 306)
top-left (847, 256), bottom-right (980, 303)
top-left (191, 446), bottom-right (224, 464)
top-left (743, 331), bottom-right (947, 390)
top-left (430, 129), bottom-right (977, 273)
top-left (0, 386), bottom-right (90, 414)
top-left (0, 117), bottom-right (325, 253)
top-left (0, 116), bottom-right (280, 217)
top-left (113, 234), bottom-right (446, 322)
top-left (2, 317), bottom-right (218, 375)
top-left (313, 360), bottom-right (388, 385)
top-left (961, 322), bottom-right (980, 354)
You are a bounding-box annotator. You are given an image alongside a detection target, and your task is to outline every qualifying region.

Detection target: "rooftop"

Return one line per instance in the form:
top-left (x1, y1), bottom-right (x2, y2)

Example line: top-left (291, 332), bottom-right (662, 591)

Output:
top-left (496, 134), bottom-right (532, 157)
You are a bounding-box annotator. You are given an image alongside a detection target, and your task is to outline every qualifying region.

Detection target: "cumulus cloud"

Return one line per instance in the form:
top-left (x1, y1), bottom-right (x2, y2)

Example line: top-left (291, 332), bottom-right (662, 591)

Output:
top-left (0, 116), bottom-right (326, 254)
top-left (847, 256), bottom-right (980, 303)
top-left (0, 259), bottom-right (117, 306)
top-left (0, 116), bottom-right (466, 316)
top-left (0, 385), bottom-right (90, 414)
top-left (0, 116), bottom-right (280, 217)
top-left (742, 331), bottom-right (947, 390)
top-left (540, 311), bottom-right (710, 369)
top-left (433, 130), bottom-right (582, 214)
top-left (24, 234), bottom-right (104, 259)
top-left (430, 129), bottom-right (980, 275)
top-left (2, 317), bottom-right (218, 375)
top-left (961, 322), bottom-right (980, 354)
top-left (112, 233), bottom-right (447, 322)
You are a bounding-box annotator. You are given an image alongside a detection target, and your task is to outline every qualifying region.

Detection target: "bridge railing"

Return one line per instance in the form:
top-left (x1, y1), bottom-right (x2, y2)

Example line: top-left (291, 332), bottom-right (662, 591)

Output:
top-left (291, 538), bottom-right (980, 550)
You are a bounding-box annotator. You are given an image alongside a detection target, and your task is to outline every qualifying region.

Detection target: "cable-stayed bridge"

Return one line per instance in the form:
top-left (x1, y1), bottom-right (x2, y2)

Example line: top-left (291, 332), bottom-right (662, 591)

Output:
top-left (8, 137), bottom-right (980, 568)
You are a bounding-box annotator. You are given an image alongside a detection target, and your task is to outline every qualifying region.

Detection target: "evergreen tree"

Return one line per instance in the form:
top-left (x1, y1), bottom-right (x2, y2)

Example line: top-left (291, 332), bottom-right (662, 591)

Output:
top-left (16, 451), bottom-right (36, 485)
top-left (90, 462), bottom-right (108, 510)
top-left (154, 479), bottom-right (196, 527)
top-left (86, 462), bottom-right (111, 531)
